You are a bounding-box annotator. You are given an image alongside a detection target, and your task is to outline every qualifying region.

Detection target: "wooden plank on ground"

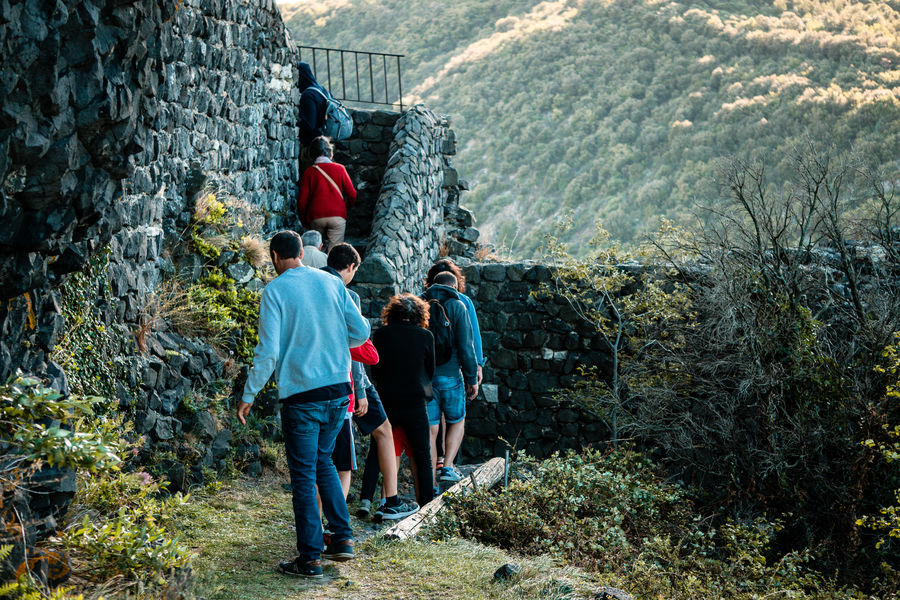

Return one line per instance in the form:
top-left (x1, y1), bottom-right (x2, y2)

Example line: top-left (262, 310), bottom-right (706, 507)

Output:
top-left (381, 456), bottom-right (506, 541)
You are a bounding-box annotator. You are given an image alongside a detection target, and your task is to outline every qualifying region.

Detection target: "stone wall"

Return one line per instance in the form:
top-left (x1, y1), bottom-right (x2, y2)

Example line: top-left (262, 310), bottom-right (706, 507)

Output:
top-left (457, 261), bottom-right (611, 460)
top-left (1, 0), bottom-right (300, 381)
top-left (109, 0), bottom-right (298, 326)
top-left (335, 110), bottom-right (400, 243)
top-left (352, 105), bottom-right (477, 317)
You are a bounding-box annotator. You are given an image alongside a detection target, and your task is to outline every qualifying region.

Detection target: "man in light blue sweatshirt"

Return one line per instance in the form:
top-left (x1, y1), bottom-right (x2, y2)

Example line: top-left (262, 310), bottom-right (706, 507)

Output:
top-left (236, 230), bottom-right (370, 578)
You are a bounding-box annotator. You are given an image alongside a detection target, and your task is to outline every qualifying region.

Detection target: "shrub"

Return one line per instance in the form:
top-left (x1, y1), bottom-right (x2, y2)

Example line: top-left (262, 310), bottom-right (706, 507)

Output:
top-left (62, 509), bottom-right (190, 583)
top-left (434, 449), bottom-right (693, 569)
top-left (437, 450), bottom-right (871, 600)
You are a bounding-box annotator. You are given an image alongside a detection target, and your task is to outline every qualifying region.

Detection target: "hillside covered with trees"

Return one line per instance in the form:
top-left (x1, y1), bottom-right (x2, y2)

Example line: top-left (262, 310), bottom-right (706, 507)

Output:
top-left (281, 0), bottom-right (900, 255)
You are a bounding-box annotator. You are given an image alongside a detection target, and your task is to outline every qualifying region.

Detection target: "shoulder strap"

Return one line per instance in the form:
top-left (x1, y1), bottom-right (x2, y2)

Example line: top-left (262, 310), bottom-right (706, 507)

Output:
top-left (428, 298), bottom-right (450, 324)
top-left (307, 86), bottom-right (329, 100)
top-left (313, 165), bottom-right (343, 197)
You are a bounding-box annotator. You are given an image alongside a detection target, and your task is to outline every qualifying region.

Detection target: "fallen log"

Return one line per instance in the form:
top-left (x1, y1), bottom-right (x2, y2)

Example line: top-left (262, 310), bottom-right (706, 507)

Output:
top-left (381, 456), bottom-right (506, 541)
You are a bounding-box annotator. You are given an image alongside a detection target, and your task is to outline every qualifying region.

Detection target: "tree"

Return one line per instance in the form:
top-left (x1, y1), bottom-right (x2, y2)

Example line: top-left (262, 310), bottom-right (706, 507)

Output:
top-left (539, 214), bottom-right (692, 447)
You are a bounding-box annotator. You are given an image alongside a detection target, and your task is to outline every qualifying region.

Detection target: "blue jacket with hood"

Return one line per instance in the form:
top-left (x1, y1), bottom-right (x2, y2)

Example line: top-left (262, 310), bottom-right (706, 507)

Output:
top-left (298, 62), bottom-right (327, 146)
top-left (422, 284), bottom-right (478, 385)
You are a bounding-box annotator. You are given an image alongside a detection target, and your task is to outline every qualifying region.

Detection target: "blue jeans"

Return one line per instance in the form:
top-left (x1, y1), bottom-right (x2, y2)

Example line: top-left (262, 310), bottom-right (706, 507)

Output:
top-left (281, 397), bottom-right (353, 561)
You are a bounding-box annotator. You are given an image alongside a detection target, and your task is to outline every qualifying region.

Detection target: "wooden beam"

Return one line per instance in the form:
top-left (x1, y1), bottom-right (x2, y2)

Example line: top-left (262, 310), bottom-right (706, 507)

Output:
top-left (381, 457), bottom-right (506, 541)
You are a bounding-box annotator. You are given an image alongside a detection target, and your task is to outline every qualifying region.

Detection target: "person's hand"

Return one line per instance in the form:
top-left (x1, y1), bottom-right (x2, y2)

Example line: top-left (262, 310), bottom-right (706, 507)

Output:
top-left (354, 395), bottom-right (369, 417)
top-left (477, 365), bottom-right (483, 386)
top-left (466, 383), bottom-right (479, 400)
top-left (237, 401), bottom-right (252, 425)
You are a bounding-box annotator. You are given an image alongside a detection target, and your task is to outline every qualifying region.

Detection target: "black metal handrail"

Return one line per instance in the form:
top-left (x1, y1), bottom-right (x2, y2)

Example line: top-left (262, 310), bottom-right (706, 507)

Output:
top-left (298, 46), bottom-right (404, 112)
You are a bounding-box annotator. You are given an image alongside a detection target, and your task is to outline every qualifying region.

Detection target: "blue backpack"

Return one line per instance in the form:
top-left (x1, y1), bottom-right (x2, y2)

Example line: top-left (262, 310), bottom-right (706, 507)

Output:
top-left (308, 87), bottom-right (354, 140)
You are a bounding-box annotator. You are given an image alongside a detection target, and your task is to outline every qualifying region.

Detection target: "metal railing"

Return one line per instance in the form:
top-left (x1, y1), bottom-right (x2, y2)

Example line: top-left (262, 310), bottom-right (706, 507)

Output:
top-left (298, 46), bottom-right (405, 112)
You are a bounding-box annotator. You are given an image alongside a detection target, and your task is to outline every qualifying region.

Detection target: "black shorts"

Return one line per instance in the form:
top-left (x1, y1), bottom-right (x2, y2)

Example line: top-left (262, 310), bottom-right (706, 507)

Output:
top-left (352, 383), bottom-right (387, 436)
top-left (332, 416), bottom-right (356, 471)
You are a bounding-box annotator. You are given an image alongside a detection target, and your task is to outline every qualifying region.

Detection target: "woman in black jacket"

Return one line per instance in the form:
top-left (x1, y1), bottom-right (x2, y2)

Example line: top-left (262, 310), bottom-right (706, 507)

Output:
top-left (371, 293), bottom-right (436, 506)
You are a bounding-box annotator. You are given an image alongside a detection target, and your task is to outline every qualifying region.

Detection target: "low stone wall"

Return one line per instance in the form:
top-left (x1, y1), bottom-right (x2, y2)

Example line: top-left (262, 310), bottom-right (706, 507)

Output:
top-left (458, 261), bottom-right (611, 460)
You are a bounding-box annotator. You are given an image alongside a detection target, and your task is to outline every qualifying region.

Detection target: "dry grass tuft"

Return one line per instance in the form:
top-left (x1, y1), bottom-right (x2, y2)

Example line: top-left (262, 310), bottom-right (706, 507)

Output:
top-left (239, 236), bottom-right (267, 268)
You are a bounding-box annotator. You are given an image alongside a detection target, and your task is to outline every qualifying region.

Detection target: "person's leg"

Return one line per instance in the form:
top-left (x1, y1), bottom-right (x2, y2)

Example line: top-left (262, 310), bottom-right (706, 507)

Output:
top-left (354, 385), bottom-right (393, 501)
top-left (435, 376), bottom-right (466, 476)
top-left (402, 408), bottom-right (435, 506)
top-left (331, 416), bottom-right (355, 500)
top-left (435, 416), bottom-right (445, 470)
top-left (281, 402), bottom-right (328, 561)
top-left (359, 439), bottom-right (381, 503)
top-left (310, 218), bottom-right (329, 247)
top-left (371, 421), bottom-right (398, 497)
top-left (329, 216), bottom-right (347, 247)
top-left (425, 390), bottom-right (443, 485)
top-left (317, 397), bottom-right (353, 546)
top-left (338, 470), bottom-right (351, 499)
top-left (444, 421), bottom-right (465, 470)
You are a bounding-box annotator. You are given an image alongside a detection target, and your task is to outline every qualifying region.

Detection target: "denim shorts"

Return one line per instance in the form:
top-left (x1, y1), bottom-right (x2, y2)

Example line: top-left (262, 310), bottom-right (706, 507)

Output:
top-left (426, 375), bottom-right (466, 426)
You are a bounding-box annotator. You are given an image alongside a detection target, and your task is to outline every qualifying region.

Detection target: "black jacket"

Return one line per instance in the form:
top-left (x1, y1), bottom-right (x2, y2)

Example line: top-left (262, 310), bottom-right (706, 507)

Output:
top-left (371, 323), bottom-right (435, 408)
top-left (298, 62), bottom-right (326, 146)
top-left (422, 284), bottom-right (478, 385)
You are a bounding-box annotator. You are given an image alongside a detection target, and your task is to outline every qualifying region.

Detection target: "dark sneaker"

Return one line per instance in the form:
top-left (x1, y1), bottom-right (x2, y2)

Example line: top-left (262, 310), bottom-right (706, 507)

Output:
top-left (322, 539), bottom-right (354, 562)
top-left (355, 499), bottom-right (372, 519)
top-left (438, 466), bottom-right (462, 482)
top-left (278, 558), bottom-right (323, 578)
top-left (375, 500), bottom-right (420, 521)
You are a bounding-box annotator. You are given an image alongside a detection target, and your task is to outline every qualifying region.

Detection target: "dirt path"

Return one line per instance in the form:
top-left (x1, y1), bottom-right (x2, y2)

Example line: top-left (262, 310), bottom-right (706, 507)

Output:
top-left (177, 475), bottom-right (597, 600)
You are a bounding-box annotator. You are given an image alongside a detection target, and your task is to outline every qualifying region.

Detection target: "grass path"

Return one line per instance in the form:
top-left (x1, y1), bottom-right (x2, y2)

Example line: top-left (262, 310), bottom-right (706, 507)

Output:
top-left (176, 475), bottom-right (602, 600)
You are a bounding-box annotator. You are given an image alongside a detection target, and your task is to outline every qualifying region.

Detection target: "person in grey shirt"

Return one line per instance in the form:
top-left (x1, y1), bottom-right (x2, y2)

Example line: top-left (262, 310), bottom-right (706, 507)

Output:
top-left (300, 229), bottom-right (327, 269)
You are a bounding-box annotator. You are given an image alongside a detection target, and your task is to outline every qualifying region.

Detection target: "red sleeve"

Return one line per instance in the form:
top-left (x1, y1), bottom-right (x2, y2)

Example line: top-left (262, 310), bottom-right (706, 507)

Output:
top-left (297, 170), bottom-right (312, 225)
top-left (341, 165), bottom-right (357, 209)
top-left (350, 339), bottom-right (379, 365)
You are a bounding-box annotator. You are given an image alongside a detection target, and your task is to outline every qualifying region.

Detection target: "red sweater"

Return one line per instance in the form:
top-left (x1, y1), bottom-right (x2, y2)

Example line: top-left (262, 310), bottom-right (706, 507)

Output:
top-left (297, 162), bottom-right (357, 225)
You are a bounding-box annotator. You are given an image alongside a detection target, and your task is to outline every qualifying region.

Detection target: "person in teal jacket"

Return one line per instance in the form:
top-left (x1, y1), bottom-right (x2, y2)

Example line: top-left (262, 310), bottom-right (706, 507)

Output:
top-left (424, 259), bottom-right (485, 482)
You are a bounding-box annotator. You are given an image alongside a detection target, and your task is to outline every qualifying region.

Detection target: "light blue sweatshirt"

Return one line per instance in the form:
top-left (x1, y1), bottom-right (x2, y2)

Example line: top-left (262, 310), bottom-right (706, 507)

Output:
top-left (241, 265), bottom-right (371, 404)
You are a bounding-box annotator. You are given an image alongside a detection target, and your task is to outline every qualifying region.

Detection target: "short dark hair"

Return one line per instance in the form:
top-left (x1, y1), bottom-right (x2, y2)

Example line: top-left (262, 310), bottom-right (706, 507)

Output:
top-left (270, 230), bottom-right (302, 259)
top-left (310, 136), bottom-right (333, 159)
top-left (432, 272), bottom-right (458, 288)
top-left (327, 242), bottom-right (361, 271)
top-left (381, 293), bottom-right (429, 328)
top-left (426, 259), bottom-right (466, 292)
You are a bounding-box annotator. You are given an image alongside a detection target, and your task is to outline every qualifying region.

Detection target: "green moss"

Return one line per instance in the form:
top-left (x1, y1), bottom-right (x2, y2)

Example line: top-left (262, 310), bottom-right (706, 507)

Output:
top-left (52, 247), bottom-right (137, 399)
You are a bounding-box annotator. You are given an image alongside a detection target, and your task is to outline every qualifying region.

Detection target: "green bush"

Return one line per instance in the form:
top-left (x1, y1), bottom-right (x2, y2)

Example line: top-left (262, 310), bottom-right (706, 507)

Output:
top-left (0, 375), bottom-right (121, 472)
top-left (62, 509), bottom-right (190, 583)
top-left (436, 449), bottom-right (874, 599)
top-left (435, 449), bottom-right (693, 568)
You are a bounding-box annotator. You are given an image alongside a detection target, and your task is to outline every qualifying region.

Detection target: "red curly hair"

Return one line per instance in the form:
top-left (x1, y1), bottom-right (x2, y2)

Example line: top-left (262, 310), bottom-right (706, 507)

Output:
top-left (380, 293), bottom-right (430, 328)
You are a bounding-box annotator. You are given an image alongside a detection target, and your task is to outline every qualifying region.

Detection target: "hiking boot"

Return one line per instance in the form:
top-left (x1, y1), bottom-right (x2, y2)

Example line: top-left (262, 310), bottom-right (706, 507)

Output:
top-left (278, 557), bottom-right (323, 578)
top-left (438, 466), bottom-right (462, 482)
top-left (375, 500), bottom-right (419, 521)
top-left (322, 538), bottom-right (354, 562)
top-left (355, 499), bottom-right (372, 519)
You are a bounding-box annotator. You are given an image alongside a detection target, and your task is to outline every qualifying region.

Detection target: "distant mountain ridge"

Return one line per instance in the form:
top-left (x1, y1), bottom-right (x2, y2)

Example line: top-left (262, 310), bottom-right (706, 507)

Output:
top-left (280, 0), bottom-right (900, 256)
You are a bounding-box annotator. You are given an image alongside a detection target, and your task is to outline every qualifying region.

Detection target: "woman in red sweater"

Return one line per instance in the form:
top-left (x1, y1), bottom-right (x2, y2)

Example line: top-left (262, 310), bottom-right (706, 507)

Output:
top-left (297, 137), bottom-right (357, 250)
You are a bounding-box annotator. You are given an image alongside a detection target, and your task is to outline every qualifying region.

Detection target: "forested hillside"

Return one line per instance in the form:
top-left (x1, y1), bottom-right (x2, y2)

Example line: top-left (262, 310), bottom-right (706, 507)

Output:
top-left (281, 0), bottom-right (900, 255)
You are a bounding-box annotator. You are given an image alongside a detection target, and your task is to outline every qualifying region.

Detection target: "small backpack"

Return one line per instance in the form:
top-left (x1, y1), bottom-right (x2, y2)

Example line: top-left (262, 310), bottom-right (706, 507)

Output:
top-left (308, 86), bottom-right (354, 140)
top-left (428, 299), bottom-right (454, 366)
